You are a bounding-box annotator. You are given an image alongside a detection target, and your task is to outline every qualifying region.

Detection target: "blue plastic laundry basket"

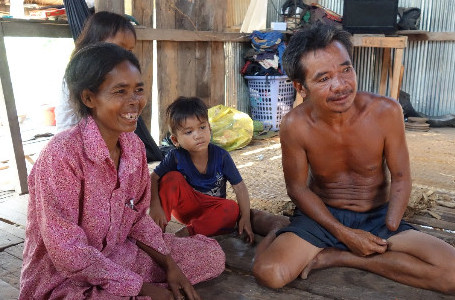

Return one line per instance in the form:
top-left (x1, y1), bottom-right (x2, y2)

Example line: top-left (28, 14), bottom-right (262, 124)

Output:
top-left (245, 75), bottom-right (295, 131)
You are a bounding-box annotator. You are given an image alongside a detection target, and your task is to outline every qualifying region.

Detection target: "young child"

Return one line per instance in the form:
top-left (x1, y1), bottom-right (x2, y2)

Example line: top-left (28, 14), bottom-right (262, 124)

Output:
top-left (150, 96), bottom-right (254, 243)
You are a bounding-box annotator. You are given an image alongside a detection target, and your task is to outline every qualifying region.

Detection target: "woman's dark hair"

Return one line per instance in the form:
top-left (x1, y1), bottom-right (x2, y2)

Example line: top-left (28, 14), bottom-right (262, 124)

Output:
top-left (283, 24), bottom-right (353, 86)
top-left (64, 42), bottom-right (141, 118)
top-left (71, 11), bottom-right (136, 59)
top-left (166, 97), bottom-right (208, 135)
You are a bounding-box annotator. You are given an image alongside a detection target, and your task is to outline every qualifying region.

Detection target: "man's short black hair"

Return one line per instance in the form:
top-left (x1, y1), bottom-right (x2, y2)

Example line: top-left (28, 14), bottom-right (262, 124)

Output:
top-left (283, 24), bottom-right (353, 85)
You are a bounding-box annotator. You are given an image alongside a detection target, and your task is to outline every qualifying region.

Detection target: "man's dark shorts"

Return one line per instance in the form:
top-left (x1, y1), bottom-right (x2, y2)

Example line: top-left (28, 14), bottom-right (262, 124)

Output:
top-left (276, 203), bottom-right (416, 251)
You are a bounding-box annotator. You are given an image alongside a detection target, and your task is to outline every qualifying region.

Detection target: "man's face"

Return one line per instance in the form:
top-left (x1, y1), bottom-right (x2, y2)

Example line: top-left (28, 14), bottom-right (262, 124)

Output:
top-left (296, 41), bottom-right (357, 114)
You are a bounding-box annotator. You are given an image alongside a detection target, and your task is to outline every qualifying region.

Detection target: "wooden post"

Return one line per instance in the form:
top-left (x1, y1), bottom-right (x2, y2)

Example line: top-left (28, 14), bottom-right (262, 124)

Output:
top-left (391, 48), bottom-right (405, 100)
top-left (94, 0), bottom-right (124, 14)
top-left (156, 0), bottom-right (179, 141)
top-left (132, 0), bottom-right (153, 133)
top-left (379, 48), bottom-right (391, 97)
top-left (0, 22), bottom-right (28, 194)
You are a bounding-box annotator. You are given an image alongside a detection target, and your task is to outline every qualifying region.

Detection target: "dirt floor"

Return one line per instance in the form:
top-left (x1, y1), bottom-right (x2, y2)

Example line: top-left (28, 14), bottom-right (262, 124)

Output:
top-left (226, 127), bottom-right (455, 218)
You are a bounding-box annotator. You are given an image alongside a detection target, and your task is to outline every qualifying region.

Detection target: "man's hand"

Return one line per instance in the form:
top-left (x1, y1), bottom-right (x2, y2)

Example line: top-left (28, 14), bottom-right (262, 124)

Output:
top-left (150, 204), bottom-right (168, 232)
top-left (238, 215), bottom-right (254, 244)
top-left (342, 228), bottom-right (388, 256)
top-left (166, 259), bottom-right (201, 300)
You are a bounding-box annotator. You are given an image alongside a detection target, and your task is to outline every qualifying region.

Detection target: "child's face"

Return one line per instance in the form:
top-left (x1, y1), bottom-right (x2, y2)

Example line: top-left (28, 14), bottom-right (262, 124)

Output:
top-left (171, 116), bottom-right (211, 153)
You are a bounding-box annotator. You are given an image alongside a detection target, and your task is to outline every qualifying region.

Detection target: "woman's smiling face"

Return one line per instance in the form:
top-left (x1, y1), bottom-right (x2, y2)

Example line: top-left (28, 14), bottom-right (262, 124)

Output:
top-left (82, 60), bottom-right (145, 139)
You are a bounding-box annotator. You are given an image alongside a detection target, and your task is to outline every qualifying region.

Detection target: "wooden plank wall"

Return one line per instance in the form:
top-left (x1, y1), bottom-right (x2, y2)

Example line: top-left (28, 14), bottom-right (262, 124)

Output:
top-left (156, 0), bottom-right (227, 140)
top-left (132, 0), bottom-right (153, 132)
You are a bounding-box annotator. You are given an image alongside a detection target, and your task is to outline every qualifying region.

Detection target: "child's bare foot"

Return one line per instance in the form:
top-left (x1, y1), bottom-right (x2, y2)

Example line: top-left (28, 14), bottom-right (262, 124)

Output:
top-left (175, 226), bottom-right (190, 237)
top-left (300, 248), bottom-right (343, 279)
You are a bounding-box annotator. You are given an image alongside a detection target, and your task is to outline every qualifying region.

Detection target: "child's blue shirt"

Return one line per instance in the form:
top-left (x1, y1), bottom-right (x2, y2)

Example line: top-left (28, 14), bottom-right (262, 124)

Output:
top-left (154, 143), bottom-right (242, 198)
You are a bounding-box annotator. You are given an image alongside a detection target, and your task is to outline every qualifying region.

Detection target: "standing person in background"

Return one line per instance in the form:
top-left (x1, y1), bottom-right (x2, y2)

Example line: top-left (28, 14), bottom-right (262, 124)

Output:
top-left (55, 11), bottom-right (162, 161)
top-left (150, 97), bottom-right (254, 243)
top-left (20, 43), bottom-right (224, 300)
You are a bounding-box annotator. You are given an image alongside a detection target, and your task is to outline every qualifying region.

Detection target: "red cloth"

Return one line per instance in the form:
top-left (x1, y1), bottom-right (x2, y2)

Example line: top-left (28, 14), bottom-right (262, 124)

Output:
top-left (159, 171), bottom-right (240, 236)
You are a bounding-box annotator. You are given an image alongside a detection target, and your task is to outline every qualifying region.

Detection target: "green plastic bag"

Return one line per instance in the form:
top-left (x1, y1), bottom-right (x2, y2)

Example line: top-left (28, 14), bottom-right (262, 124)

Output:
top-left (208, 105), bottom-right (253, 151)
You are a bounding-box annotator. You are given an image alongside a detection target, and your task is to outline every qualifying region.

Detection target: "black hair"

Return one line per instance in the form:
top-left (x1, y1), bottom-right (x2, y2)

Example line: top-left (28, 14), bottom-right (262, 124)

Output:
top-left (282, 24), bottom-right (353, 85)
top-left (71, 11), bottom-right (136, 59)
top-left (64, 42), bottom-right (141, 118)
top-left (166, 97), bottom-right (209, 135)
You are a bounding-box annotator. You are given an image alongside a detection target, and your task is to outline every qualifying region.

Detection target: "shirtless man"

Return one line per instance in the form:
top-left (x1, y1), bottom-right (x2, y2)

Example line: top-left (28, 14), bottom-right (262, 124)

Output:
top-left (251, 25), bottom-right (455, 294)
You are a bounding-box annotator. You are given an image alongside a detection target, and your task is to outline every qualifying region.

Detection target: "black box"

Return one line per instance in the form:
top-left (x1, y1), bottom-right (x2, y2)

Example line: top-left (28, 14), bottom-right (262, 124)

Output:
top-left (342, 0), bottom-right (398, 34)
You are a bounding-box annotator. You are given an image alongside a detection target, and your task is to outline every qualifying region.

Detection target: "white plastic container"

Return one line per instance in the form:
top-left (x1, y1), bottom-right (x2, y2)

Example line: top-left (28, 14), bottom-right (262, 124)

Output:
top-left (245, 75), bottom-right (295, 131)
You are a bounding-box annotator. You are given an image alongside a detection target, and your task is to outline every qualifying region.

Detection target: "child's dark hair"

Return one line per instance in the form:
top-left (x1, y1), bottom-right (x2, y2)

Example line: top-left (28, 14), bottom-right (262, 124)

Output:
top-left (71, 11), bottom-right (136, 59)
top-left (166, 97), bottom-right (208, 135)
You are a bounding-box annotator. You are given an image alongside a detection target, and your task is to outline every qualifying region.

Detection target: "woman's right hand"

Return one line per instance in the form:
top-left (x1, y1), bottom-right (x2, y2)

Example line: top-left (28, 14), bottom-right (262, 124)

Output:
top-left (150, 204), bottom-right (168, 232)
top-left (139, 283), bottom-right (173, 300)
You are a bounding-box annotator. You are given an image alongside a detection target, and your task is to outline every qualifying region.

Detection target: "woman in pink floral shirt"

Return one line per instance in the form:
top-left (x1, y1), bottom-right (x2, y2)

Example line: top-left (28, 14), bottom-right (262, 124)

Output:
top-left (19, 43), bottom-right (225, 300)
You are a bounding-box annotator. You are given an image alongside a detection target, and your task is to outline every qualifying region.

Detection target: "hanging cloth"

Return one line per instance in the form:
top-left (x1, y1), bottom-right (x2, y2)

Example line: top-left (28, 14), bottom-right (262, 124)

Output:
top-left (250, 31), bottom-right (286, 74)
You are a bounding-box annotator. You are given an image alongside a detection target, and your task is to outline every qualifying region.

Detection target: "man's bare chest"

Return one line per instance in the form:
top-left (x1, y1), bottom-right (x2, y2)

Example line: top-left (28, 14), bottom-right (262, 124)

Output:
top-left (304, 128), bottom-right (385, 178)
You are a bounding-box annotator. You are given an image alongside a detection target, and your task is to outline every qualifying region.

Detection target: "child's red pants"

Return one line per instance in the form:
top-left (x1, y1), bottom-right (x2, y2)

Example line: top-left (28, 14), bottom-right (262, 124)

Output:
top-left (159, 171), bottom-right (240, 236)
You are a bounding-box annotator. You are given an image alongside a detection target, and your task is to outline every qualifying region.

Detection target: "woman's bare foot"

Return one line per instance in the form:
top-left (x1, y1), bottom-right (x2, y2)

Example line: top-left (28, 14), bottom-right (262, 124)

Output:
top-left (300, 248), bottom-right (344, 279)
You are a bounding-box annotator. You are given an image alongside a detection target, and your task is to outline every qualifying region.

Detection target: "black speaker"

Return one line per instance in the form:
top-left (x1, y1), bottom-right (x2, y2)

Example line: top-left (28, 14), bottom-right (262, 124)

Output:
top-left (342, 0), bottom-right (398, 34)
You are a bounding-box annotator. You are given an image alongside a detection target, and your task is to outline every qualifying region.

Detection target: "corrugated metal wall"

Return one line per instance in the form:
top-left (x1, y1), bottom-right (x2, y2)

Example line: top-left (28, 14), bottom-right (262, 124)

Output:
top-left (225, 0), bottom-right (292, 114)
top-left (226, 0), bottom-right (455, 116)
top-left (320, 0), bottom-right (455, 116)
top-left (225, 42), bottom-right (251, 113)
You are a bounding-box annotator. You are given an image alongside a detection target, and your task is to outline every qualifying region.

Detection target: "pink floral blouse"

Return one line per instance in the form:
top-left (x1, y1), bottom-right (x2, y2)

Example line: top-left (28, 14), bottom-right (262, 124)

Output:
top-left (19, 116), bottom-right (225, 300)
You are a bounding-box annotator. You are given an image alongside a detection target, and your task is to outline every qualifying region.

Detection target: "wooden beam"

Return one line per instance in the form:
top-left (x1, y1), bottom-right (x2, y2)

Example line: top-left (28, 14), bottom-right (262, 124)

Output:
top-left (136, 27), bottom-right (250, 42)
top-left (352, 35), bottom-right (408, 49)
top-left (94, 0), bottom-right (124, 14)
top-left (397, 30), bottom-right (455, 42)
top-left (0, 22), bottom-right (28, 194)
top-left (1, 20), bottom-right (249, 42)
top-left (0, 20), bottom-right (71, 38)
top-left (0, 20), bottom-right (250, 42)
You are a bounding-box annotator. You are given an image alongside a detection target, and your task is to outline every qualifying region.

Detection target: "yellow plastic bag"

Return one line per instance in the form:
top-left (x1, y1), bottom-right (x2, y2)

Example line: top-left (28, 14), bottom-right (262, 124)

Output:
top-left (208, 105), bottom-right (253, 151)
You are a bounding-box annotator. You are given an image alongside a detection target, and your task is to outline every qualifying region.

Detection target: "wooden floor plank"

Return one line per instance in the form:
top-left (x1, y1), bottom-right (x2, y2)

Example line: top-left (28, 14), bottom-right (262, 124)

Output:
top-left (406, 205), bottom-right (455, 231)
top-left (0, 278), bottom-right (19, 300)
top-left (215, 234), bottom-right (258, 272)
top-left (289, 267), bottom-right (452, 300)
top-left (0, 194), bottom-right (28, 228)
top-left (0, 230), bottom-right (22, 251)
top-left (195, 270), bottom-right (329, 300)
top-left (0, 252), bottom-right (23, 289)
top-left (407, 214), bottom-right (455, 232)
top-left (0, 220), bottom-right (25, 239)
top-left (412, 224), bottom-right (455, 246)
top-left (4, 243), bottom-right (23, 260)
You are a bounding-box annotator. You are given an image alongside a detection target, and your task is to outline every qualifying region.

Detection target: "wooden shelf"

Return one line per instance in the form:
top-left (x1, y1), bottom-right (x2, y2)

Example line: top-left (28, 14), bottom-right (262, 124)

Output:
top-left (397, 30), bottom-right (455, 41)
